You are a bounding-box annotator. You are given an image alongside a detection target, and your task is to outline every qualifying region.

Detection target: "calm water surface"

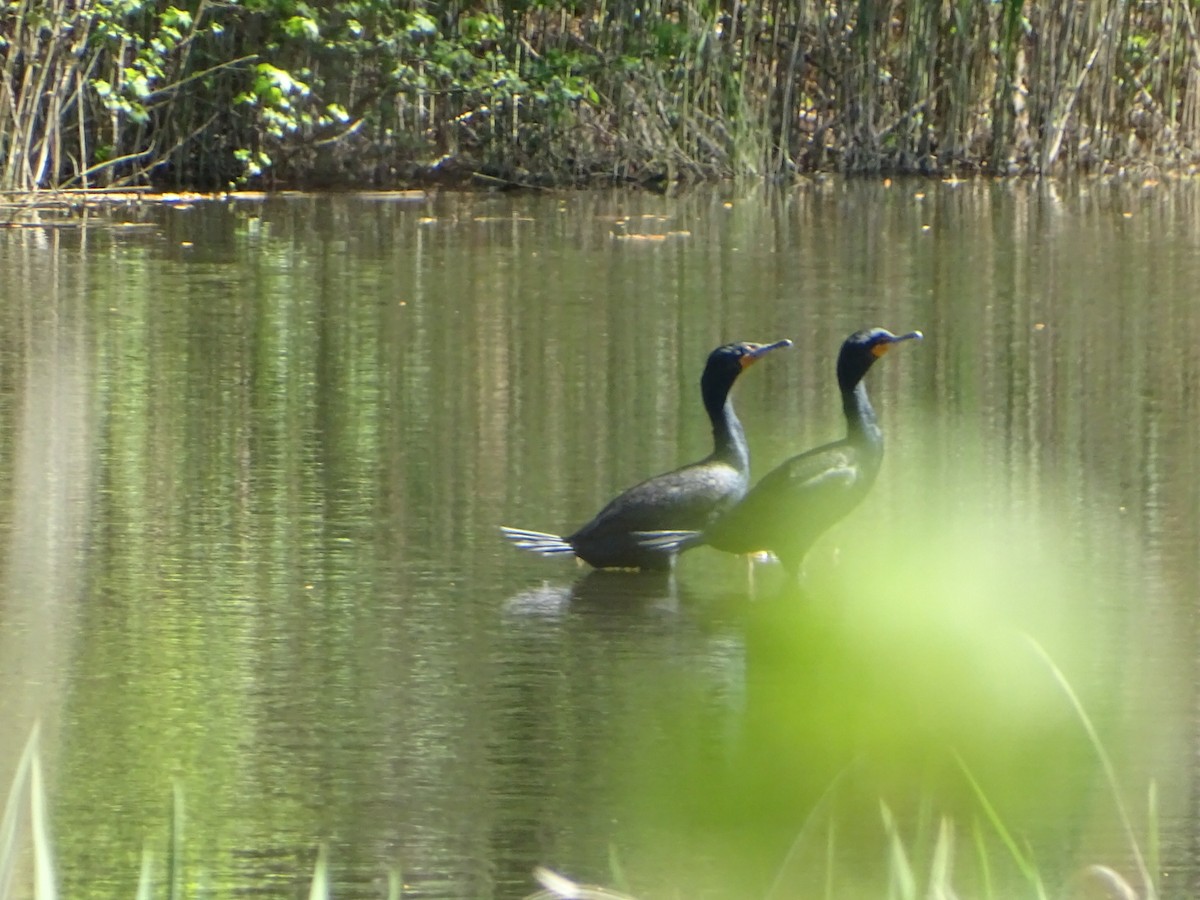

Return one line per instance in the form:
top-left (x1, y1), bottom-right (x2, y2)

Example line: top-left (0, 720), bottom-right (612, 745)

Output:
top-left (0, 181), bottom-right (1197, 898)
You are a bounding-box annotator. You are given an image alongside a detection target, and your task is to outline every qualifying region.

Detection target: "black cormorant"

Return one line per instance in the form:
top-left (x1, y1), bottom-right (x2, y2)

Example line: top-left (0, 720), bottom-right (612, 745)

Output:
top-left (501, 339), bottom-right (793, 571)
top-left (639, 328), bottom-right (922, 575)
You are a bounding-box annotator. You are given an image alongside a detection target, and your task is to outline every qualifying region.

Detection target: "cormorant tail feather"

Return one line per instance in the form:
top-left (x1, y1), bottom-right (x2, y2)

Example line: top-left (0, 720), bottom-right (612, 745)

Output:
top-left (633, 529), bottom-right (703, 554)
top-left (500, 526), bottom-right (576, 556)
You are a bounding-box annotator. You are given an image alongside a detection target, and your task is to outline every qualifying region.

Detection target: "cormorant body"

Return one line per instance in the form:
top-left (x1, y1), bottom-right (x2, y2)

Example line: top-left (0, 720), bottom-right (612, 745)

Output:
top-left (501, 339), bottom-right (792, 571)
top-left (640, 328), bottom-right (921, 575)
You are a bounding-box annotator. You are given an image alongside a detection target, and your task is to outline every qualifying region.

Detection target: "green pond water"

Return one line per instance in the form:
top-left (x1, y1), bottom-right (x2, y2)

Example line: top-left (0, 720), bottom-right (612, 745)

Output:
top-left (0, 180), bottom-right (1196, 898)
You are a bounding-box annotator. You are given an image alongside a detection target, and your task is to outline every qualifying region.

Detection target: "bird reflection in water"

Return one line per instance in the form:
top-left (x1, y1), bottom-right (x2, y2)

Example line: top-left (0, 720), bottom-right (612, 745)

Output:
top-left (501, 568), bottom-right (685, 620)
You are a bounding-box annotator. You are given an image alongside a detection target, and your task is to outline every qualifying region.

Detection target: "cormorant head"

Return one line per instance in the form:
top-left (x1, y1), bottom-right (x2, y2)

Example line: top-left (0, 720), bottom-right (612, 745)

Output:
top-left (836, 328), bottom-right (923, 391)
top-left (701, 339), bottom-right (793, 396)
top-left (699, 339), bottom-right (792, 409)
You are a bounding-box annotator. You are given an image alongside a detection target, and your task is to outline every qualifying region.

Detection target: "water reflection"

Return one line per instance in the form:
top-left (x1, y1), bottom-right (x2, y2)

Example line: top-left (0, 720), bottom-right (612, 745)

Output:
top-left (503, 569), bottom-right (681, 619)
top-left (0, 231), bottom-right (93, 802)
top-left (0, 182), bottom-right (1194, 898)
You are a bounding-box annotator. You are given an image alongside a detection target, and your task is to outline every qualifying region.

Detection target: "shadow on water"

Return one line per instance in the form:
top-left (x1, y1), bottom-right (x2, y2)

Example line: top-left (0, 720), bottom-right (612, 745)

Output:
top-left (567, 568), bottom-right (683, 613)
top-left (501, 568), bottom-right (687, 621)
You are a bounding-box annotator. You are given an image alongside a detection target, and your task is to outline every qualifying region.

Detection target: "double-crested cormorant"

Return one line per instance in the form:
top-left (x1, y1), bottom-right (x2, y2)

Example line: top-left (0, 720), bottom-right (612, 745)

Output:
top-left (501, 339), bottom-right (793, 571)
top-left (639, 328), bottom-right (922, 575)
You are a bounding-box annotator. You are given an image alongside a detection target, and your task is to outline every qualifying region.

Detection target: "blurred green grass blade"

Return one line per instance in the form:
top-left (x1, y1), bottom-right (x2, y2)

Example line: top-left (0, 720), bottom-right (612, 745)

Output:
top-left (927, 817), bottom-right (953, 899)
top-left (824, 820), bottom-right (835, 900)
top-left (135, 846), bottom-right (154, 900)
top-left (28, 746), bottom-right (55, 900)
top-left (969, 819), bottom-right (993, 900)
top-left (0, 723), bottom-right (38, 900)
top-left (881, 802), bottom-right (917, 900)
top-left (386, 865), bottom-right (402, 900)
top-left (528, 866), bottom-right (640, 899)
top-left (309, 844), bottom-right (329, 900)
top-left (168, 781), bottom-right (184, 900)
top-left (954, 752), bottom-right (1046, 898)
top-left (531, 866), bottom-right (579, 897)
top-left (1147, 780), bottom-right (1160, 894)
top-left (1024, 635), bottom-right (1155, 898)
top-left (606, 843), bottom-right (628, 894)
top-left (1081, 864), bottom-right (1138, 899)
top-left (765, 759), bottom-right (860, 900)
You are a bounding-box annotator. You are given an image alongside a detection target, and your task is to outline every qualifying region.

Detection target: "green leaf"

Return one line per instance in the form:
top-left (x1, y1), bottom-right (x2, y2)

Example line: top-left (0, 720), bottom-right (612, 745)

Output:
top-left (124, 69), bottom-right (151, 98)
top-left (161, 6), bottom-right (193, 30)
top-left (283, 15), bottom-right (320, 42)
top-left (462, 12), bottom-right (504, 44)
top-left (406, 11), bottom-right (436, 36)
top-left (253, 63), bottom-right (310, 100)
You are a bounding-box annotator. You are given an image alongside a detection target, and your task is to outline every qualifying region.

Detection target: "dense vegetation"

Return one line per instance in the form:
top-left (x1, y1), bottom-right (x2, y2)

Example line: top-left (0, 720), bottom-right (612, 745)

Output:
top-left (3, 0), bottom-right (1199, 191)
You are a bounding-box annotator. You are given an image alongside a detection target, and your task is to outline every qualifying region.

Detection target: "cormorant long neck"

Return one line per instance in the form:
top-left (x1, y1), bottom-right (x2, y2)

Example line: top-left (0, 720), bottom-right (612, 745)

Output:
top-left (703, 377), bottom-right (749, 470)
top-left (842, 377), bottom-right (883, 451)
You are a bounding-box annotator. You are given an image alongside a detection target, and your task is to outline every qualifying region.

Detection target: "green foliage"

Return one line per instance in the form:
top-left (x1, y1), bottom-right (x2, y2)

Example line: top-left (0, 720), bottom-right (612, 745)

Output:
top-left (236, 62), bottom-right (311, 142)
top-left (1125, 32), bottom-right (1152, 69)
top-left (5, 0), bottom-right (1200, 189)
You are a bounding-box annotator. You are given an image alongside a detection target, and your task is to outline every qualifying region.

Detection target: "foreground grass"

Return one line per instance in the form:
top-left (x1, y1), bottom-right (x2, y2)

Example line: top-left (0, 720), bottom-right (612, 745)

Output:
top-left (2, 635), bottom-right (1160, 900)
top-left (530, 636), bottom-right (1160, 900)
